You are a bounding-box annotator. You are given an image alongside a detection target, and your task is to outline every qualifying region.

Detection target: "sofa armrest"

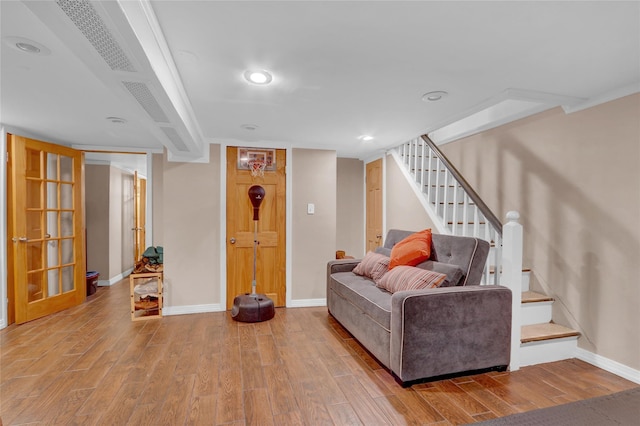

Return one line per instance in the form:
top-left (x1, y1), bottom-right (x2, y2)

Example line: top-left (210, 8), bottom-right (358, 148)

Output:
top-left (327, 259), bottom-right (360, 275)
top-left (390, 285), bottom-right (512, 383)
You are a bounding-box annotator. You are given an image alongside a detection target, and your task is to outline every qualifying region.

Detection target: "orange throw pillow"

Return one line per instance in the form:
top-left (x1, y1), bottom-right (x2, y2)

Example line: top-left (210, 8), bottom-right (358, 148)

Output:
top-left (389, 229), bottom-right (432, 270)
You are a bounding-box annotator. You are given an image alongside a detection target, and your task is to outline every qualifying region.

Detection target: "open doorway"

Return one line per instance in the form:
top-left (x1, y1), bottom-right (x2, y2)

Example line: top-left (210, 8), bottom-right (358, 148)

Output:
top-left (84, 152), bottom-right (150, 287)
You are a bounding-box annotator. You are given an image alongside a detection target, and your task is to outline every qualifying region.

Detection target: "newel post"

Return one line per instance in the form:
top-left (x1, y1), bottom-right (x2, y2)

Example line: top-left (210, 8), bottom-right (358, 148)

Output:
top-left (502, 211), bottom-right (523, 371)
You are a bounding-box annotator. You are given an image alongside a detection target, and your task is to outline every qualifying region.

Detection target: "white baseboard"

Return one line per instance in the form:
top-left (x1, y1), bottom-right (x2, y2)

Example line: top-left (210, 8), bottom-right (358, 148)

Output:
top-left (287, 298), bottom-right (326, 308)
top-left (575, 347), bottom-right (640, 384)
top-left (163, 298), bottom-right (327, 316)
top-left (163, 303), bottom-right (224, 316)
top-left (97, 268), bottom-right (133, 287)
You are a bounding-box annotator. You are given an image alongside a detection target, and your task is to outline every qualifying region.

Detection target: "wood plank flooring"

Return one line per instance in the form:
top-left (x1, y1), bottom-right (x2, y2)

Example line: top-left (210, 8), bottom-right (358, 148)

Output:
top-left (1, 279), bottom-right (637, 425)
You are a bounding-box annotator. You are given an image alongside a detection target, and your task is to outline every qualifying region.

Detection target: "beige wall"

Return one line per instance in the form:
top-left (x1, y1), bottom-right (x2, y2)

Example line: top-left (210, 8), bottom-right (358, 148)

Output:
top-left (336, 158), bottom-right (365, 258)
top-left (385, 154), bottom-right (438, 234)
top-left (162, 144), bottom-right (221, 307)
top-left (85, 165), bottom-right (110, 275)
top-left (156, 145), bottom-right (337, 307)
top-left (292, 149), bottom-right (337, 300)
top-left (440, 93), bottom-right (640, 369)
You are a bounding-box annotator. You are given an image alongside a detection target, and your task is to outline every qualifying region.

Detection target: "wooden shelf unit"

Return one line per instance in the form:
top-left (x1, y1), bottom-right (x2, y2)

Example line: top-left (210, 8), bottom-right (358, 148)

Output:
top-left (130, 272), bottom-right (163, 321)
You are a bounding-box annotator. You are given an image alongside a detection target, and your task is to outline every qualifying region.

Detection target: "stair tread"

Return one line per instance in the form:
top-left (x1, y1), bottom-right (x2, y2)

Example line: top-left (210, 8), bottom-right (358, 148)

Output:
top-left (521, 323), bottom-right (580, 343)
top-left (522, 291), bottom-right (554, 303)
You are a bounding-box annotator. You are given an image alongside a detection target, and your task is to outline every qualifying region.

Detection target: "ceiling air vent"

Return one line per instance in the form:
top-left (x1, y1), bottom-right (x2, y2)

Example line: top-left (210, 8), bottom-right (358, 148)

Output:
top-left (160, 127), bottom-right (190, 152)
top-left (122, 81), bottom-right (169, 123)
top-left (56, 0), bottom-right (135, 72)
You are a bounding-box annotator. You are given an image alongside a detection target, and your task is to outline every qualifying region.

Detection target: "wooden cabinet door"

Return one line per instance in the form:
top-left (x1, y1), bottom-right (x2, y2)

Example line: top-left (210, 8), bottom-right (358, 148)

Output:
top-left (8, 134), bottom-right (85, 324)
top-left (226, 147), bottom-right (286, 309)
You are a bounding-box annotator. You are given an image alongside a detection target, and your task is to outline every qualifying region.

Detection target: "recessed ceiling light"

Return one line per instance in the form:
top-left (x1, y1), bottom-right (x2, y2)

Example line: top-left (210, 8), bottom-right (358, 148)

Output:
top-left (359, 135), bottom-right (374, 141)
top-left (106, 116), bottom-right (127, 124)
top-left (16, 42), bottom-right (41, 54)
top-left (422, 91), bottom-right (448, 102)
top-left (241, 124), bottom-right (259, 131)
top-left (3, 36), bottom-right (51, 56)
top-left (243, 70), bottom-right (273, 85)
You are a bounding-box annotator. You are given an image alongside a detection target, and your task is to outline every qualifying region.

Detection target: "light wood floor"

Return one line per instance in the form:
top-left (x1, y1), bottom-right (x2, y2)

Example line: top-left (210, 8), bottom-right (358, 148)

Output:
top-left (1, 280), bottom-right (637, 425)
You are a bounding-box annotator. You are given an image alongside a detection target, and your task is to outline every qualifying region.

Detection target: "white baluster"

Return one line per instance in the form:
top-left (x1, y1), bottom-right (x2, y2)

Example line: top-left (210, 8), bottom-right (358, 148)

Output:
top-left (502, 211), bottom-right (523, 371)
top-left (443, 170), bottom-right (450, 231)
top-left (413, 138), bottom-right (419, 180)
top-left (434, 158), bottom-right (441, 219)
top-left (420, 140), bottom-right (425, 190)
top-left (426, 148), bottom-right (433, 203)
top-left (451, 180), bottom-right (459, 235)
top-left (473, 206), bottom-right (480, 237)
top-left (462, 193), bottom-right (469, 237)
top-left (494, 233), bottom-right (502, 286)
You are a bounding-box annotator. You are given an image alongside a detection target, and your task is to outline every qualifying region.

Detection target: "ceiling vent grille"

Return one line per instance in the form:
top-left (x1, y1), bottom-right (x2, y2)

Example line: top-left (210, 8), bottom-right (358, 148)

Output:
top-left (160, 127), bottom-right (190, 152)
top-left (56, 0), bottom-right (136, 72)
top-left (122, 81), bottom-right (169, 123)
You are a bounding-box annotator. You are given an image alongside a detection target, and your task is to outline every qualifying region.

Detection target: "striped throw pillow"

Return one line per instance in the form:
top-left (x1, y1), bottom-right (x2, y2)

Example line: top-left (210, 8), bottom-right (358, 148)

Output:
top-left (377, 266), bottom-right (446, 293)
top-left (352, 252), bottom-right (390, 283)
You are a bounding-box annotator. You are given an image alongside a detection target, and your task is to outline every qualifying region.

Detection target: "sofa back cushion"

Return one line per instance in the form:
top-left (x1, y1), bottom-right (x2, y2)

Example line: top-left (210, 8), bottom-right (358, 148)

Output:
top-left (388, 229), bottom-right (432, 269)
top-left (382, 229), bottom-right (490, 286)
top-left (352, 251), bottom-right (390, 283)
top-left (377, 266), bottom-right (446, 293)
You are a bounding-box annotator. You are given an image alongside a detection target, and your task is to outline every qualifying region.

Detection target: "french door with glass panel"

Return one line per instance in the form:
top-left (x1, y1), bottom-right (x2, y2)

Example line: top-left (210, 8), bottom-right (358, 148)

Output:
top-left (8, 134), bottom-right (85, 324)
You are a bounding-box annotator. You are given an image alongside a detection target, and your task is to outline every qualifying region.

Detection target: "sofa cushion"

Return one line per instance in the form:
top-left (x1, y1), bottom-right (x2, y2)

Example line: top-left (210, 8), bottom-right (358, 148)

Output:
top-left (352, 251), bottom-right (390, 283)
top-left (330, 272), bottom-right (392, 330)
top-left (376, 247), bottom-right (464, 287)
top-left (415, 260), bottom-right (464, 287)
top-left (378, 265), bottom-right (447, 293)
top-left (377, 266), bottom-right (446, 293)
top-left (389, 229), bottom-right (432, 269)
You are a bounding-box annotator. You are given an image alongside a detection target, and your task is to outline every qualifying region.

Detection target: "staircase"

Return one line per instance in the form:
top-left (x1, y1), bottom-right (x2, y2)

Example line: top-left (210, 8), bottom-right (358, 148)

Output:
top-left (393, 135), bottom-right (580, 369)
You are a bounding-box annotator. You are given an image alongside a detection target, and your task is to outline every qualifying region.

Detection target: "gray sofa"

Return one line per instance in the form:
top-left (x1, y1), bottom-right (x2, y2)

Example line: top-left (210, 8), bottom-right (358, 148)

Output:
top-left (327, 229), bottom-right (512, 385)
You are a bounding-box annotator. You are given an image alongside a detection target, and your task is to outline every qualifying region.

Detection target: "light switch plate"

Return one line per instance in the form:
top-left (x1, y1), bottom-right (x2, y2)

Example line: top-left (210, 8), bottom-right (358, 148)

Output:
top-left (307, 203), bottom-right (315, 215)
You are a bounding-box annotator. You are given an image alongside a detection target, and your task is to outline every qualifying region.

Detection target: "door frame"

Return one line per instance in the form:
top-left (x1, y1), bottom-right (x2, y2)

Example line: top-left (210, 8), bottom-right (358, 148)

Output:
top-left (1, 127), bottom-right (8, 328)
top-left (218, 143), bottom-right (293, 309)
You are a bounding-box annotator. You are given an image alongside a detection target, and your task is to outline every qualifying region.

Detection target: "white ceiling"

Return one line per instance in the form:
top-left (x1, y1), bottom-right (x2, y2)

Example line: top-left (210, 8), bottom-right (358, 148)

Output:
top-left (2, 1), bottom-right (639, 161)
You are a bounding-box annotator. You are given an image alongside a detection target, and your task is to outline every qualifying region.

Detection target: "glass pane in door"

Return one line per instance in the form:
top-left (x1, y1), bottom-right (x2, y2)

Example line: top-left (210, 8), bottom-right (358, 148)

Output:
top-left (60, 155), bottom-right (73, 182)
top-left (26, 211), bottom-right (42, 240)
top-left (26, 180), bottom-right (42, 208)
top-left (47, 182), bottom-right (58, 209)
top-left (27, 242), bottom-right (43, 271)
top-left (47, 212), bottom-right (59, 238)
top-left (47, 153), bottom-right (58, 179)
top-left (62, 266), bottom-right (74, 293)
top-left (61, 238), bottom-right (74, 265)
top-left (60, 184), bottom-right (73, 209)
top-left (27, 272), bottom-right (44, 302)
top-left (26, 149), bottom-right (41, 178)
top-left (48, 268), bottom-right (60, 296)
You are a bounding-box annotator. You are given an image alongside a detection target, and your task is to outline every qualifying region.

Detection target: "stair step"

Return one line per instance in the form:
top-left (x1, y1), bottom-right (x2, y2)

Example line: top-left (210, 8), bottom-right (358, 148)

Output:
top-left (521, 323), bottom-right (580, 344)
top-left (522, 291), bottom-right (553, 303)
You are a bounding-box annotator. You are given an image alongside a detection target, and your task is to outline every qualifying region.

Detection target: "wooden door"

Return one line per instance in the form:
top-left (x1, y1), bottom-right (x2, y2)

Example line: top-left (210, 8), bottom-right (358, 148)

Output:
top-left (226, 147), bottom-right (286, 309)
top-left (8, 134), bottom-right (86, 324)
top-left (133, 172), bottom-right (146, 262)
top-left (366, 159), bottom-right (383, 252)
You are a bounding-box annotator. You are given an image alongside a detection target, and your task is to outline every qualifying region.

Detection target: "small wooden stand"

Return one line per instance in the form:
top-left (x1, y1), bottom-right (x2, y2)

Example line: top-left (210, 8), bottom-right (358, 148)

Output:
top-left (130, 272), bottom-right (163, 321)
